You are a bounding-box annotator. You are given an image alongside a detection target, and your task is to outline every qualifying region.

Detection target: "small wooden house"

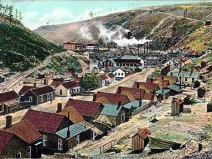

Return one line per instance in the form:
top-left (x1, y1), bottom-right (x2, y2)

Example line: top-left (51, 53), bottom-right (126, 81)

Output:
top-left (171, 97), bottom-right (184, 116)
top-left (183, 105), bottom-right (191, 113)
top-left (155, 89), bottom-right (170, 101)
top-left (132, 128), bottom-right (151, 153)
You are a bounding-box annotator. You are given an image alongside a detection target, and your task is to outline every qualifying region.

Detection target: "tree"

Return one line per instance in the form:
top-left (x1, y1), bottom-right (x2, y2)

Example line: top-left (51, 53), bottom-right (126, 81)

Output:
top-left (194, 80), bottom-right (200, 88)
top-left (80, 75), bottom-right (100, 91)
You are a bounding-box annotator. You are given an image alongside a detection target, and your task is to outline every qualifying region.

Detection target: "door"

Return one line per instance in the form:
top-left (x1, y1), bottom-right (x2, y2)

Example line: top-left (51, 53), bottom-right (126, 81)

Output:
top-left (16, 152), bottom-right (21, 158)
top-left (60, 90), bottom-right (62, 96)
top-left (29, 96), bottom-right (32, 103)
top-left (121, 113), bottom-right (125, 123)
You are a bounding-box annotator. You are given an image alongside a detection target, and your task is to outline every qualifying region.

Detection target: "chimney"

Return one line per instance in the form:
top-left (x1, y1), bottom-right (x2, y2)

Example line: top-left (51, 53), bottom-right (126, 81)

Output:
top-left (139, 90), bottom-right (142, 106)
top-left (67, 112), bottom-right (71, 138)
top-left (118, 87), bottom-right (122, 94)
top-left (56, 103), bottom-right (62, 113)
top-left (136, 82), bottom-right (139, 89)
top-left (127, 31), bottom-right (131, 39)
top-left (5, 115), bottom-right (12, 128)
top-left (117, 101), bottom-right (121, 110)
top-left (93, 93), bottom-right (97, 101)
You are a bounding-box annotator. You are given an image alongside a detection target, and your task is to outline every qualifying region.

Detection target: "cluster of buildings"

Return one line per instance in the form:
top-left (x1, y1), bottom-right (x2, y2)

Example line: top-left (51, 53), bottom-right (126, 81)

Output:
top-left (63, 42), bottom-right (99, 52)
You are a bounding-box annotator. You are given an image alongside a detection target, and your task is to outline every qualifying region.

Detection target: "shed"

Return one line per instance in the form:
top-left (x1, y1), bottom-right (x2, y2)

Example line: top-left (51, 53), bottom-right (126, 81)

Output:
top-left (171, 97), bottom-right (184, 116)
top-left (132, 128), bottom-right (151, 153)
top-left (183, 105), bottom-right (191, 113)
top-left (207, 101), bottom-right (212, 112)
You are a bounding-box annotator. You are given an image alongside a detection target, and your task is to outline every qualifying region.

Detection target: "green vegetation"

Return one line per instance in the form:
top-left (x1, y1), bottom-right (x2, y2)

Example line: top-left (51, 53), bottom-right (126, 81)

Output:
top-left (80, 75), bottom-right (100, 91)
top-left (149, 69), bottom-right (161, 78)
top-left (46, 56), bottom-right (81, 76)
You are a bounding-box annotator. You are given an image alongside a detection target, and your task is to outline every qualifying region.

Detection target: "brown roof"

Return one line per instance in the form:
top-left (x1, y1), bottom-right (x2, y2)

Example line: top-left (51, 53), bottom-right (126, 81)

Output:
top-left (98, 74), bottom-right (109, 80)
top-left (136, 128), bottom-right (151, 139)
top-left (96, 92), bottom-right (130, 105)
top-left (59, 106), bottom-right (84, 124)
top-left (30, 86), bottom-right (55, 96)
top-left (22, 110), bottom-right (69, 133)
top-left (62, 81), bottom-right (79, 89)
top-left (50, 80), bottom-right (63, 87)
top-left (0, 91), bottom-right (19, 103)
top-left (133, 82), bottom-right (158, 93)
top-left (19, 85), bottom-right (34, 95)
top-left (65, 99), bottom-right (103, 118)
top-left (0, 131), bottom-right (14, 153)
top-left (3, 120), bottom-right (42, 144)
top-left (108, 73), bottom-right (115, 78)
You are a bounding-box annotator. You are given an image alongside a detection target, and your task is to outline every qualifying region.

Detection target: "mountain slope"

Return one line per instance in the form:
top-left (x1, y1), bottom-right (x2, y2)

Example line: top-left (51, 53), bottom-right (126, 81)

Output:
top-left (35, 3), bottom-right (212, 51)
top-left (0, 14), bottom-right (65, 72)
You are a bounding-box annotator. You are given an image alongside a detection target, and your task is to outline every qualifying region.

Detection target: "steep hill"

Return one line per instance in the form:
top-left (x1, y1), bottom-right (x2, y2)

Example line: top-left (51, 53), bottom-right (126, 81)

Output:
top-left (0, 14), bottom-right (65, 72)
top-left (35, 3), bottom-right (212, 51)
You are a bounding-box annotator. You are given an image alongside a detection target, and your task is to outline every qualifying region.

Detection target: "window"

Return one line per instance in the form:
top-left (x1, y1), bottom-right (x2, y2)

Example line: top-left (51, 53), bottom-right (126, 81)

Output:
top-left (118, 73), bottom-right (120, 76)
top-left (51, 92), bottom-right (54, 99)
top-left (121, 73), bottom-right (124, 76)
top-left (27, 146), bottom-right (31, 158)
top-left (40, 95), bottom-right (43, 103)
top-left (47, 94), bottom-right (50, 101)
top-left (16, 152), bottom-right (21, 158)
top-left (0, 105), bottom-right (2, 112)
top-left (58, 138), bottom-right (63, 150)
top-left (121, 113), bottom-right (125, 123)
top-left (60, 90), bottom-right (62, 95)
top-left (43, 135), bottom-right (47, 146)
top-left (76, 135), bottom-right (80, 144)
top-left (185, 77), bottom-right (187, 81)
top-left (29, 96), bottom-right (32, 102)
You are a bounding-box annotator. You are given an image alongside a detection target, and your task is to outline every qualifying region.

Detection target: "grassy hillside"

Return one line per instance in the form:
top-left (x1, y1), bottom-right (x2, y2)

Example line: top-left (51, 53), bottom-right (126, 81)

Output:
top-left (0, 14), bottom-right (65, 72)
top-left (35, 3), bottom-right (211, 51)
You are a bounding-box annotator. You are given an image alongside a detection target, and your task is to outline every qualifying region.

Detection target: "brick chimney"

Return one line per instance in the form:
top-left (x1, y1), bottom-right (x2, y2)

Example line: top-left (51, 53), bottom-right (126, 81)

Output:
top-left (93, 93), bottom-right (97, 101)
top-left (5, 115), bottom-right (12, 128)
top-left (117, 101), bottom-right (122, 110)
top-left (67, 112), bottom-right (71, 138)
top-left (117, 87), bottom-right (122, 94)
top-left (56, 103), bottom-right (62, 113)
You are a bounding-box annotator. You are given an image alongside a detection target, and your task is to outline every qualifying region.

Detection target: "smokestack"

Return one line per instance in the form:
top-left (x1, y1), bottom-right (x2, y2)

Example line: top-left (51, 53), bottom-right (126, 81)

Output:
top-left (5, 115), bottom-right (12, 128)
top-left (56, 103), bottom-right (62, 113)
top-left (118, 87), bottom-right (122, 94)
top-left (93, 93), bottom-right (97, 101)
top-left (67, 112), bottom-right (71, 138)
top-left (117, 101), bottom-right (121, 110)
top-left (127, 32), bottom-right (131, 39)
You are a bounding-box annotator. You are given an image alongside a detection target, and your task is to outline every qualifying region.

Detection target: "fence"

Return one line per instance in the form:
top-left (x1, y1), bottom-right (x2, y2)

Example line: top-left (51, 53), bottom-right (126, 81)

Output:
top-left (99, 139), bottom-right (117, 154)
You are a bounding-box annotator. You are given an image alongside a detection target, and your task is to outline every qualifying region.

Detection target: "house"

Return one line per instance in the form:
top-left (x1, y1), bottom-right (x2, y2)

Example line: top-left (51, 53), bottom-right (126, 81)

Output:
top-left (21, 86), bottom-right (55, 105)
top-left (0, 74), bottom-right (5, 83)
top-left (95, 102), bottom-right (126, 127)
top-left (63, 42), bottom-right (84, 51)
top-left (50, 80), bottom-right (63, 88)
top-left (98, 74), bottom-right (109, 86)
top-left (0, 91), bottom-right (20, 114)
top-left (0, 131), bottom-right (34, 158)
top-left (109, 67), bottom-right (131, 80)
top-left (86, 44), bottom-right (98, 51)
top-left (107, 73), bottom-right (116, 83)
top-left (55, 81), bottom-right (81, 97)
top-left (167, 84), bottom-right (183, 96)
top-left (1, 116), bottom-right (42, 158)
top-left (90, 60), bottom-right (101, 70)
top-left (171, 97), bottom-right (184, 116)
top-left (132, 128), bottom-right (151, 153)
top-left (19, 85), bottom-right (34, 96)
top-left (55, 123), bottom-right (93, 151)
top-left (22, 109), bottom-right (73, 154)
top-left (94, 92), bottom-right (130, 105)
top-left (65, 99), bottom-right (103, 122)
top-left (155, 89), bottom-right (170, 101)
top-left (102, 58), bottom-right (116, 68)
top-left (115, 55), bottom-right (144, 71)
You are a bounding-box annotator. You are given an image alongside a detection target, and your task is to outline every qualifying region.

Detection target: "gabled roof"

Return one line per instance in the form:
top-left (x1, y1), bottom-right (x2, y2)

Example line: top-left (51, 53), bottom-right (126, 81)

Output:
top-left (3, 120), bottom-right (41, 144)
top-left (0, 91), bottom-right (19, 103)
top-left (59, 106), bottom-right (84, 124)
top-left (121, 55), bottom-right (140, 60)
top-left (65, 99), bottom-right (103, 118)
top-left (108, 73), bottom-right (115, 78)
top-left (30, 86), bottom-right (55, 96)
top-left (116, 86), bottom-right (144, 101)
top-left (167, 84), bottom-right (183, 93)
top-left (98, 74), bottom-right (109, 81)
top-left (96, 92), bottom-right (130, 105)
top-left (56, 123), bottom-right (89, 139)
top-left (50, 80), bottom-right (63, 88)
top-left (155, 89), bottom-right (170, 95)
top-left (123, 100), bottom-right (147, 109)
top-left (19, 85), bottom-right (34, 95)
top-left (135, 128), bottom-right (151, 139)
top-left (133, 82), bottom-right (158, 93)
top-left (154, 80), bottom-right (169, 89)
top-left (0, 131), bottom-right (14, 153)
top-left (22, 110), bottom-right (68, 133)
top-left (100, 104), bottom-right (122, 117)
top-left (62, 81), bottom-right (79, 89)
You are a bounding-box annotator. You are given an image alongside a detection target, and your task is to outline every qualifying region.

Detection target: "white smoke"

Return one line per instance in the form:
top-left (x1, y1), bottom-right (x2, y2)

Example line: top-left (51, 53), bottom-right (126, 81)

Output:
top-left (97, 24), bottom-right (152, 47)
top-left (78, 26), bottom-right (93, 41)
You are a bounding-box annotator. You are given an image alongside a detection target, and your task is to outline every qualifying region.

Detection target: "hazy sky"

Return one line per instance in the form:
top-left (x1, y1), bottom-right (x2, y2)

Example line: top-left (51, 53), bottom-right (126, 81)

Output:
top-left (2, 0), bottom-right (211, 30)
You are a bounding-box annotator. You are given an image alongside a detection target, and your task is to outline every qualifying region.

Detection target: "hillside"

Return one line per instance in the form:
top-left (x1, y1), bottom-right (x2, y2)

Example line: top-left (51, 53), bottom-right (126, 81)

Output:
top-left (0, 14), bottom-right (65, 72)
top-left (35, 3), bottom-right (212, 51)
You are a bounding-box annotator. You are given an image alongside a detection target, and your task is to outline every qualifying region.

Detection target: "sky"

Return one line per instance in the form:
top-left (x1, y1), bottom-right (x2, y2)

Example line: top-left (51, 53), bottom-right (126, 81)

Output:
top-left (2, 0), bottom-right (211, 30)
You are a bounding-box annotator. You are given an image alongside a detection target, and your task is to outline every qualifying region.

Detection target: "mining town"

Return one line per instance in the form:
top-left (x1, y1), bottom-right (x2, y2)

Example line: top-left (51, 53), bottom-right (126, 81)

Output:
top-left (0, 1), bottom-right (212, 159)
